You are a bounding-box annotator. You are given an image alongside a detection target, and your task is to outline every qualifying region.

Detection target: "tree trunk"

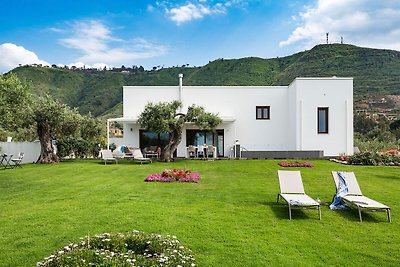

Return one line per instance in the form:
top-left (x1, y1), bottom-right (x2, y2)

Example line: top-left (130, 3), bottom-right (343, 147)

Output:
top-left (37, 121), bottom-right (59, 164)
top-left (161, 123), bottom-right (183, 162)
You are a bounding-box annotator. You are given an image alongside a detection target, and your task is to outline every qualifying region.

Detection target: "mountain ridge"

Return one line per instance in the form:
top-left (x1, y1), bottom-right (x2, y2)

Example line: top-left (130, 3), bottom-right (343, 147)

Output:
top-left (9, 44), bottom-right (400, 118)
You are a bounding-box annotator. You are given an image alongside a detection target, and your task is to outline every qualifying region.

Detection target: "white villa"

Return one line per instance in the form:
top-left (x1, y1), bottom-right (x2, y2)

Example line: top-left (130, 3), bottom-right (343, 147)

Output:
top-left (108, 75), bottom-right (353, 158)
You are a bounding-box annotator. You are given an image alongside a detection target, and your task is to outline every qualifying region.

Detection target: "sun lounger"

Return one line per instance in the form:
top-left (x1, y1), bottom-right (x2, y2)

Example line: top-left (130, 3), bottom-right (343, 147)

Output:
top-left (277, 170), bottom-right (321, 220)
top-left (132, 148), bottom-right (152, 164)
top-left (331, 171), bottom-right (391, 222)
top-left (100, 150), bottom-right (117, 165)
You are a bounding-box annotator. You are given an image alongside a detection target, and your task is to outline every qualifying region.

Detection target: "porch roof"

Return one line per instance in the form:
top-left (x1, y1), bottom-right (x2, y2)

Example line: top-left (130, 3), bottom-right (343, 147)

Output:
top-left (107, 116), bottom-right (236, 123)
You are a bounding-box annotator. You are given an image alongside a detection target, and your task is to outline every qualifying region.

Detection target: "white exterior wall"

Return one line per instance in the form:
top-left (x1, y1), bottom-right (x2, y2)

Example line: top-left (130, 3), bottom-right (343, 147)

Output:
top-left (123, 87), bottom-right (179, 118)
top-left (182, 86), bottom-right (290, 152)
top-left (290, 78), bottom-right (353, 156)
top-left (120, 77), bottom-right (353, 157)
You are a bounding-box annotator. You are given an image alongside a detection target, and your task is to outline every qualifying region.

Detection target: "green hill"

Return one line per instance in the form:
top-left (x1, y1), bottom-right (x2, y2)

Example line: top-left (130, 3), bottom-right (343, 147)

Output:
top-left (9, 44), bottom-right (400, 117)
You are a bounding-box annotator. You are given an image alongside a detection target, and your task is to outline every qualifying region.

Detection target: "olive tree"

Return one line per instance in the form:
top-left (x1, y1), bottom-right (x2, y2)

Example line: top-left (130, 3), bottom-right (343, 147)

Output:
top-left (138, 100), bottom-right (222, 162)
top-left (0, 73), bottom-right (32, 136)
top-left (32, 95), bottom-right (82, 163)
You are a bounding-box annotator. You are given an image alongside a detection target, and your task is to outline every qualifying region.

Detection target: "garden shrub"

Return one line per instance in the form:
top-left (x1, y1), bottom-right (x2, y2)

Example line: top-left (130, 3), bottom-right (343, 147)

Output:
top-left (36, 230), bottom-right (196, 267)
top-left (348, 151), bottom-right (400, 166)
top-left (57, 137), bottom-right (100, 159)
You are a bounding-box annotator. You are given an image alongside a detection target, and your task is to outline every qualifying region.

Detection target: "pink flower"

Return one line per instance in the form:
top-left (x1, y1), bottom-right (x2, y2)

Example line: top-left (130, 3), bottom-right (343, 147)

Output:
top-left (278, 161), bottom-right (314, 167)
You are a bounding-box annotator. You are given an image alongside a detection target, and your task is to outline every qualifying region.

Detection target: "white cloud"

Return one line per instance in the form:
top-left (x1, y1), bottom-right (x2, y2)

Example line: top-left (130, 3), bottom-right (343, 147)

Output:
top-left (166, 2), bottom-right (226, 24)
top-left (58, 20), bottom-right (167, 66)
top-left (0, 43), bottom-right (49, 73)
top-left (280, 0), bottom-right (400, 51)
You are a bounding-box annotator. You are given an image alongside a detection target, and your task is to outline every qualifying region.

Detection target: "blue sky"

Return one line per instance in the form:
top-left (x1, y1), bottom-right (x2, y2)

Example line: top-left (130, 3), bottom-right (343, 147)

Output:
top-left (1, 0), bottom-right (400, 73)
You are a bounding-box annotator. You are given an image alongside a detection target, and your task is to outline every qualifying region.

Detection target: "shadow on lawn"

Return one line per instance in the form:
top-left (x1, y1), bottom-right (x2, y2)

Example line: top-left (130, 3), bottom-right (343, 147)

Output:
top-left (263, 200), bottom-right (321, 221)
top-left (58, 159), bottom-right (147, 165)
top-left (330, 208), bottom-right (388, 223)
top-left (266, 199), bottom-right (387, 222)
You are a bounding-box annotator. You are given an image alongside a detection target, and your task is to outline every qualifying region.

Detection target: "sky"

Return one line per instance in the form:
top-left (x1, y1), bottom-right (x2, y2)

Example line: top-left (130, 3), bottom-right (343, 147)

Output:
top-left (1, 0), bottom-right (400, 73)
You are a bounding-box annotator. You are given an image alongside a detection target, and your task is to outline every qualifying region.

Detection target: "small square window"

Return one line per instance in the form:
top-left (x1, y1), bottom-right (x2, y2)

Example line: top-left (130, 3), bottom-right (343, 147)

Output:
top-left (256, 106), bottom-right (270, 120)
top-left (318, 107), bottom-right (329, 133)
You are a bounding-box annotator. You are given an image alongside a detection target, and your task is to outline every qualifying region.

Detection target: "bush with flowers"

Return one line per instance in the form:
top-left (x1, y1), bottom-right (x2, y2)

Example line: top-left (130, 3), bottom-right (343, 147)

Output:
top-left (347, 150), bottom-right (400, 166)
top-left (36, 230), bottom-right (196, 267)
top-left (145, 169), bottom-right (201, 183)
top-left (278, 161), bottom-right (314, 167)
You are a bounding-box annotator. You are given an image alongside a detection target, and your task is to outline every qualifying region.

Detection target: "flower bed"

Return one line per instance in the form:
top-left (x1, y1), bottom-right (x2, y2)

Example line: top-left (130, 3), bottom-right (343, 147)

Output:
top-left (36, 230), bottom-right (196, 267)
top-left (145, 169), bottom-right (201, 183)
top-left (278, 161), bottom-right (314, 167)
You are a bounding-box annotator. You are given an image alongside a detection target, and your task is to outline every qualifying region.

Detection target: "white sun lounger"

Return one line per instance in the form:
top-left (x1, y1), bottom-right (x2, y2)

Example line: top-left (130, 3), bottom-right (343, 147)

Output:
top-left (100, 150), bottom-right (117, 165)
top-left (132, 148), bottom-right (152, 164)
top-left (331, 171), bottom-right (391, 222)
top-left (277, 170), bottom-right (321, 220)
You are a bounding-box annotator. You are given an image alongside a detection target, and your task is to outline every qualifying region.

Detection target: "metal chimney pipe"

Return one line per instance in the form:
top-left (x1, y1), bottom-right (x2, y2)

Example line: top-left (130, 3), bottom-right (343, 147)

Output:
top-left (178, 73), bottom-right (183, 103)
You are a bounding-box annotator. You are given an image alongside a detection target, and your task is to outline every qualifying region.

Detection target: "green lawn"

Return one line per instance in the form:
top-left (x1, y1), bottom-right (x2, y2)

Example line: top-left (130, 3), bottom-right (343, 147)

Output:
top-left (0, 159), bottom-right (399, 266)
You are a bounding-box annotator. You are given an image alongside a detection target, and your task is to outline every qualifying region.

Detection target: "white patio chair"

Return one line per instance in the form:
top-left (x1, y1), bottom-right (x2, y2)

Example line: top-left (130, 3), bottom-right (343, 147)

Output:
top-left (206, 145), bottom-right (215, 158)
top-left (11, 152), bottom-right (24, 168)
top-left (187, 145), bottom-right (196, 158)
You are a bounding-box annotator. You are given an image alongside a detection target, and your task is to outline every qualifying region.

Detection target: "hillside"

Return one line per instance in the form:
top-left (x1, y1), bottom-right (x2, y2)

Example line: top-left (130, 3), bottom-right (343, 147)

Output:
top-left (9, 44), bottom-right (400, 117)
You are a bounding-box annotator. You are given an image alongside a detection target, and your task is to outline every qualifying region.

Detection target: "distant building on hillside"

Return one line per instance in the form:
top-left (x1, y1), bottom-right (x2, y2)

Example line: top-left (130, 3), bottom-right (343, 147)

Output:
top-left (108, 76), bottom-right (353, 158)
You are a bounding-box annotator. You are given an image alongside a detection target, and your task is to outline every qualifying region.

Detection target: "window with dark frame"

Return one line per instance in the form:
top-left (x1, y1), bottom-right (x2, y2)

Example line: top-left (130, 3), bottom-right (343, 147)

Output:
top-left (256, 106), bottom-right (270, 120)
top-left (318, 107), bottom-right (329, 133)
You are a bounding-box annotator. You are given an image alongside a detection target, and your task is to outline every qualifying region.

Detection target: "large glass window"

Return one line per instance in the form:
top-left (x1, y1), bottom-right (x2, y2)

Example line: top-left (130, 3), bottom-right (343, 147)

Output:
top-left (256, 106), bottom-right (270, 120)
top-left (139, 130), bottom-right (169, 148)
top-left (318, 107), bottom-right (329, 134)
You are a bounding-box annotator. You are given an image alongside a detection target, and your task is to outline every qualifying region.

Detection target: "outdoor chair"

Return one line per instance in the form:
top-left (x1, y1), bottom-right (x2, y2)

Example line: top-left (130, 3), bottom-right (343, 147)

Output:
top-left (277, 170), bottom-right (321, 220)
top-left (331, 171), bottom-right (391, 222)
top-left (1, 153), bottom-right (13, 169)
top-left (11, 152), bottom-right (24, 168)
top-left (132, 148), bottom-right (152, 164)
top-left (187, 145), bottom-right (196, 158)
top-left (100, 149), bottom-right (117, 165)
top-left (144, 146), bottom-right (159, 158)
top-left (207, 145), bottom-right (215, 158)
